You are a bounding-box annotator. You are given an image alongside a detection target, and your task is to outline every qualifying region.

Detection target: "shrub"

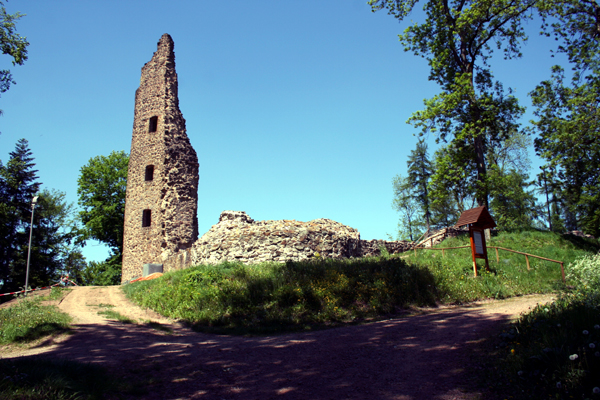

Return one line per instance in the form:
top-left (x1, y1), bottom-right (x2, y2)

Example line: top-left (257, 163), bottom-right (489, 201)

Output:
top-left (566, 252), bottom-right (600, 292)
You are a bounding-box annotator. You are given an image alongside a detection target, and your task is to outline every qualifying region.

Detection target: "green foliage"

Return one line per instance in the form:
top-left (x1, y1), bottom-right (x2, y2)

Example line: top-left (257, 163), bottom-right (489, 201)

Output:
top-left (0, 297), bottom-right (71, 345)
top-left (566, 252), bottom-right (600, 292)
top-left (391, 174), bottom-right (425, 240)
top-left (77, 150), bottom-right (128, 256)
top-left (428, 143), bottom-right (475, 224)
top-left (76, 150), bottom-right (128, 284)
top-left (406, 139), bottom-right (432, 230)
top-left (124, 258), bottom-right (437, 334)
top-left (371, 0), bottom-right (533, 207)
top-left (0, 0), bottom-right (28, 114)
top-left (531, 66), bottom-right (600, 237)
top-left (0, 140), bottom-right (78, 294)
top-left (78, 252), bottom-right (122, 286)
top-left (488, 167), bottom-right (538, 230)
top-left (537, 0), bottom-right (600, 75)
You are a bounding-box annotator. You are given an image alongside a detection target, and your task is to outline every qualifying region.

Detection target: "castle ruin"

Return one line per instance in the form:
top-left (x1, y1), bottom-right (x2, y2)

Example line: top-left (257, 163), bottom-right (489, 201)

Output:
top-left (121, 34), bottom-right (411, 283)
top-left (121, 34), bottom-right (199, 283)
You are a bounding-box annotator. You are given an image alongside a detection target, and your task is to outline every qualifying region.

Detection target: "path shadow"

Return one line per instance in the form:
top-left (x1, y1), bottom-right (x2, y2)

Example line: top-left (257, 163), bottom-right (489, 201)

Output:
top-left (9, 306), bottom-right (515, 400)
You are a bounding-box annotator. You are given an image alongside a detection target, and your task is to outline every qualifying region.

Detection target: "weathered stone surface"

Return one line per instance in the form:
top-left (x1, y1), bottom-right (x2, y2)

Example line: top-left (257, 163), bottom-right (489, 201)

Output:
top-left (121, 34), bottom-right (199, 283)
top-left (161, 211), bottom-right (413, 273)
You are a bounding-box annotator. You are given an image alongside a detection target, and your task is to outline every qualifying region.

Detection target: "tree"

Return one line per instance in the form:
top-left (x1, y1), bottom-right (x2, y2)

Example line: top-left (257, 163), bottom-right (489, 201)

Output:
top-left (79, 253), bottom-right (122, 286)
top-left (0, 138), bottom-right (39, 291)
top-left (77, 151), bottom-right (129, 258)
top-left (406, 139), bottom-right (432, 232)
top-left (0, 140), bottom-right (76, 293)
top-left (370, 0), bottom-right (533, 207)
top-left (530, 0), bottom-right (600, 236)
top-left (392, 174), bottom-right (424, 241)
top-left (486, 130), bottom-right (538, 230)
top-left (428, 143), bottom-right (476, 225)
top-left (1, 1), bottom-right (29, 115)
top-left (531, 67), bottom-right (600, 236)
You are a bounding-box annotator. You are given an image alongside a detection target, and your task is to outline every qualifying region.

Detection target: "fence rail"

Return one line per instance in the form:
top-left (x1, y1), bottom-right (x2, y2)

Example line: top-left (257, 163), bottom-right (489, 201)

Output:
top-left (412, 244), bottom-right (566, 282)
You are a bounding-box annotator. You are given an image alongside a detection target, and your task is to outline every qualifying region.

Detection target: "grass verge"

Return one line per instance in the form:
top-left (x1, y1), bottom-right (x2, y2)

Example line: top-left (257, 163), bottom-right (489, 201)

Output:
top-left (0, 296), bottom-right (71, 345)
top-left (0, 357), bottom-right (146, 400)
top-left (489, 250), bottom-right (600, 399)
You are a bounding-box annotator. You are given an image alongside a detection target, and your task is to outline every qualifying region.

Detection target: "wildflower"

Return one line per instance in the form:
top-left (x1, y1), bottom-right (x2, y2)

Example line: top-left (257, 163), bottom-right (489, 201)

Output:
top-left (595, 351), bottom-right (600, 357)
top-left (569, 354), bottom-right (579, 361)
top-left (556, 382), bottom-right (562, 389)
top-left (583, 330), bottom-right (589, 335)
top-left (593, 387), bottom-right (600, 394)
top-left (517, 371), bottom-right (523, 376)
top-left (590, 343), bottom-right (596, 349)
top-left (511, 349), bottom-right (515, 354)
top-left (557, 324), bottom-right (561, 327)
top-left (595, 325), bottom-right (600, 330)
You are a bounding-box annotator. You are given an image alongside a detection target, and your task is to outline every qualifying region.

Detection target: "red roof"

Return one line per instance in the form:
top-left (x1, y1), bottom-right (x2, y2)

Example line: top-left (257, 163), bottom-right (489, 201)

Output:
top-left (455, 206), bottom-right (496, 229)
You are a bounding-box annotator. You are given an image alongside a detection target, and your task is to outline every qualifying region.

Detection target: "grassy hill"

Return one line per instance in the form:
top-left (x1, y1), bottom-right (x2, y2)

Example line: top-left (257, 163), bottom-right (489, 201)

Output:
top-left (123, 230), bottom-right (599, 335)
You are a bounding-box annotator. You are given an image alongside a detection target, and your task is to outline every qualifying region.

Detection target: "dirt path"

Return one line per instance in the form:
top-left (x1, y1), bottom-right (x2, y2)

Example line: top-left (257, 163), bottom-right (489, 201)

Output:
top-left (1, 287), bottom-right (554, 400)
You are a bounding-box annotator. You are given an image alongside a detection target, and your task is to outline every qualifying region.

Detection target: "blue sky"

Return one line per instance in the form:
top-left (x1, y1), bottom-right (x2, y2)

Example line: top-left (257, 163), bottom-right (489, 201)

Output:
top-left (1, 1), bottom-right (565, 262)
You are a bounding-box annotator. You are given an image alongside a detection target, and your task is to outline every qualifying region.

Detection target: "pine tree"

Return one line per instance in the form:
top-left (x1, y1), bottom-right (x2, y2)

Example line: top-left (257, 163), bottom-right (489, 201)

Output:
top-left (0, 139), bottom-right (75, 293)
top-left (0, 139), bottom-right (40, 291)
top-left (406, 139), bottom-right (432, 232)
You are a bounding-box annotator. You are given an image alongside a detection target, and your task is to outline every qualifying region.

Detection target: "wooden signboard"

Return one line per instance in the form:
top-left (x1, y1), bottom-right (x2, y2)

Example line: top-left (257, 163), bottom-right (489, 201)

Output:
top-left (469, 226), bottom-right (489, 276)
top-left (455, 206), bottom-right (496, 277)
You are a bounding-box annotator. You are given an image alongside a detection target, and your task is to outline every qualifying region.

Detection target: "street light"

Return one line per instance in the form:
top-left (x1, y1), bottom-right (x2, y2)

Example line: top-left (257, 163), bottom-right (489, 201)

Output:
top-left (24, 195), bottom-right (39, 296)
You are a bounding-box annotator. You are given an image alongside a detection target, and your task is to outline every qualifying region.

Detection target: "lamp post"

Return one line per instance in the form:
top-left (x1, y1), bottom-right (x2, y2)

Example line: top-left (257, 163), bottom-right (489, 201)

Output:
top-left (24, 196), bottom-right (39, 296)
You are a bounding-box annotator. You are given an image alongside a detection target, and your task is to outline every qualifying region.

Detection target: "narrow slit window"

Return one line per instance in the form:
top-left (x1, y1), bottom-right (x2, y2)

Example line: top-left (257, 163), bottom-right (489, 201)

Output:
top-left (148, 116), bottom-right (158, 133)
top-left (142, 209), bottom-right (152, 227)
top-left (145, 165), bottom-right (154, 181)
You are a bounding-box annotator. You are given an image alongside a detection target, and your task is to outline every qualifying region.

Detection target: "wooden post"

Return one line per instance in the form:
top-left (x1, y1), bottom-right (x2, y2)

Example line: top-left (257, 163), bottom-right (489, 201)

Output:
top-left (442, 248), bottom-right (445, 257)
top-left (495, 247), bottom-right (499, 262)
top-left (414, 247), bottom-right (417, 257)
top-left (526, 255), bottom-right (530, 271)
top-left (560, 262), bottom-right (565, 283)
top-left (430, 237), bottom-right (433, 247)
top-left (472, 260), bottom-right (478, 277)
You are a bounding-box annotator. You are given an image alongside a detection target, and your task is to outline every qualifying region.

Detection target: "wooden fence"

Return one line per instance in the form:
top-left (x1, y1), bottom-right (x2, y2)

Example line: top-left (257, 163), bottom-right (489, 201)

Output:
top-left (412, 245), bottom-right (566, 283)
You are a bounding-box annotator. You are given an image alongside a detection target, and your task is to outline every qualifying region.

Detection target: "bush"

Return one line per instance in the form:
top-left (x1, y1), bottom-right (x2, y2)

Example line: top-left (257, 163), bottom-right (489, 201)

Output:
top-left (566, 252), bottom-right (600, 292)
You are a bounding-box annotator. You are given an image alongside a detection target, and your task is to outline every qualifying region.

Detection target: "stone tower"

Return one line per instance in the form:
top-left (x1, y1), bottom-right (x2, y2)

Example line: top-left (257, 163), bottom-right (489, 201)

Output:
top-left (121, 34), bottom-right (199, 283)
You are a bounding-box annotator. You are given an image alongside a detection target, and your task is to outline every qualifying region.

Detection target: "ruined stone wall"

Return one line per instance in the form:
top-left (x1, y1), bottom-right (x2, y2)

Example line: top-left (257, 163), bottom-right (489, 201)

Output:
top-left (159, 211), bottom-right (412, 275)
top-left (121, 35), bottom-right (413, 282)
top-left (121, 34), bottom-right (199, 283)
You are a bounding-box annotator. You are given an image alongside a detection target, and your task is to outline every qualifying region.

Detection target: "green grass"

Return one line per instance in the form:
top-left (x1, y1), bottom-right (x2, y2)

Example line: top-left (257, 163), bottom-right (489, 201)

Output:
top-left (123, 257), bottom-right (438, 334)
top-left (405, 230), bottom-right (598, 303)
top-left (123, 230), bottom-right (598, 335)
top-left (144, 321), bottom-right (173, 334)
top-left (46, 287), bottom-right (71, 301)
top-left (0, 357), bottom-right (145, 400)
top-left (0, 296), bottom-right (71, 345)
top-left (489, 250), bottom-right (600, 399)
top-left (94, 305), bottom-right (136, 324)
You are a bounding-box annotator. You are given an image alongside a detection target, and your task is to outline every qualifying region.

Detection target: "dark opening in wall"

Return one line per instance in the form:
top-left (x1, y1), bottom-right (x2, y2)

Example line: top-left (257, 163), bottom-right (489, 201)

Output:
top-left (148, 116), bottom-right (158, 133)
top-left (142, 209), bottom-right (152, 227)
top-left (145, 165), bottom-right (154, 181)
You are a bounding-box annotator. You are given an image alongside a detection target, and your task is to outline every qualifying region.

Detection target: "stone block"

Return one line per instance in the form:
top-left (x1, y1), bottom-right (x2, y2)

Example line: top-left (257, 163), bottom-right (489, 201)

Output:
top-left (143, 263), bottom-right (164, 277)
